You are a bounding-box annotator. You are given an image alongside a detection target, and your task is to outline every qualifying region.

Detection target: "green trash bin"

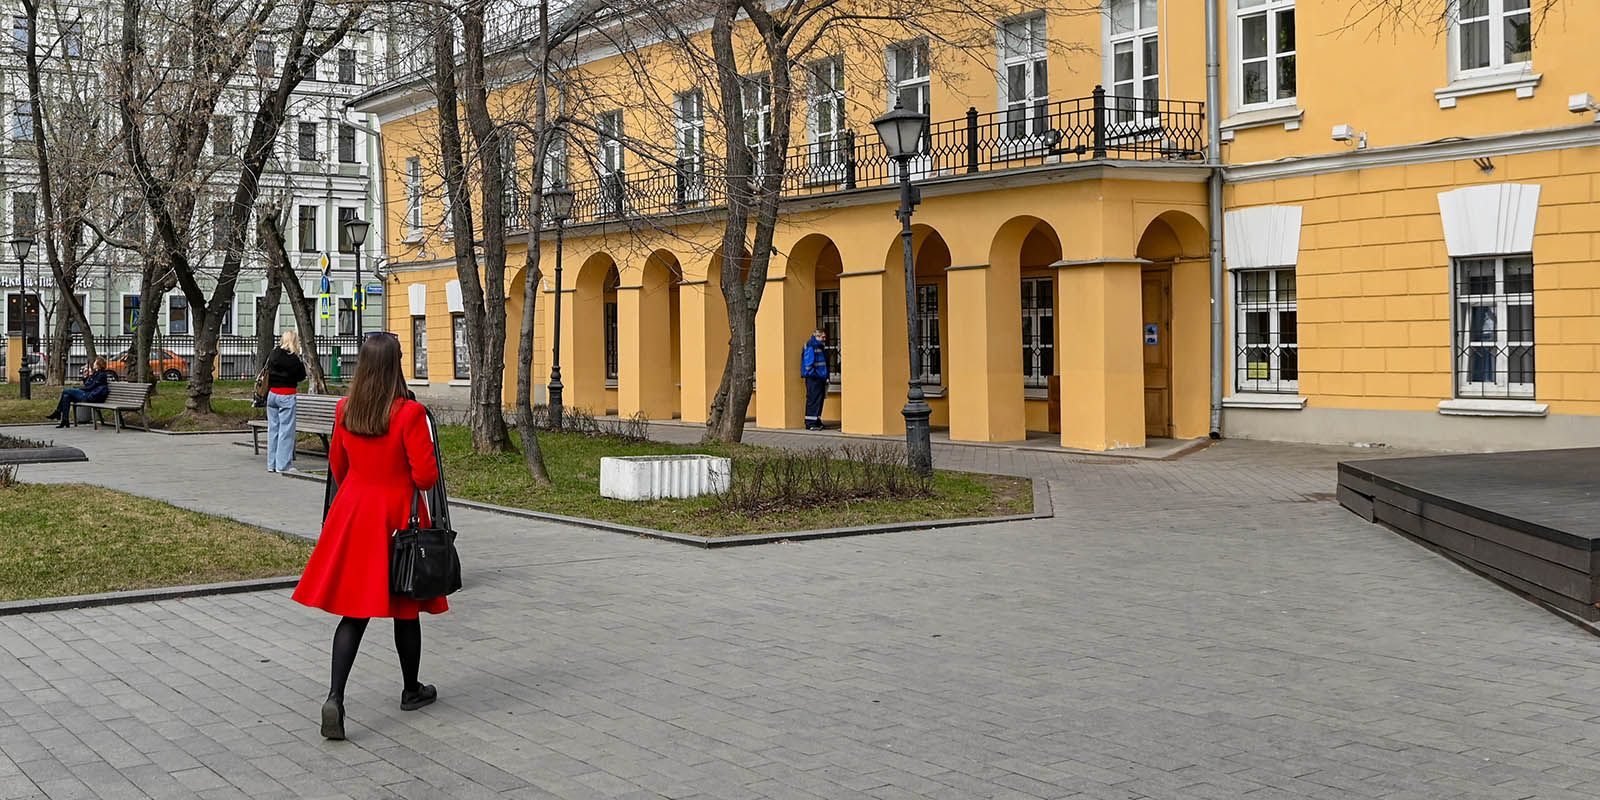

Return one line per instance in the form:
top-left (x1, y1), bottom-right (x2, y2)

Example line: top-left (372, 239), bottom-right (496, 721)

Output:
top-left (331, 345), bottom-right (341, 380)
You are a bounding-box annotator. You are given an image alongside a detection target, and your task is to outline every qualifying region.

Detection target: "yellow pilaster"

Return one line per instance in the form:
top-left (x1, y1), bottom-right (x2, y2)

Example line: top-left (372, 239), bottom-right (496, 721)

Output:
top-left (1057, 259), bottom-right (1146, 450)
top-left (677, 279), bottom-right (726, 424)
top-left (617, 278), bottom-right (676, 420)
top-left (945, 263), bottom-right (1026, 442)
top-left (5, 335), bottom-right (22, 384)
top-left (840, 268), bottom-right (906, 435)
top-left (755, 274), bottom-right (812, 429)
top-left (1170, 258), bottom-right (1212, 439)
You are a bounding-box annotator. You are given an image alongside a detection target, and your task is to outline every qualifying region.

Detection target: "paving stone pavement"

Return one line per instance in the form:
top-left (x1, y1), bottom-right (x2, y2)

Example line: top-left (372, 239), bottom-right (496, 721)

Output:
top-left (3, 424), bottom-right (1600, 799)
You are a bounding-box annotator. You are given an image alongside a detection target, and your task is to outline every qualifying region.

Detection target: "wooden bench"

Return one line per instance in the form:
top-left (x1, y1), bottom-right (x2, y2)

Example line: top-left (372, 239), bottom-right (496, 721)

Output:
top-left (72, 382), bottom-right (154, 433)
top-left (248, 394), bottom-right (340, 455)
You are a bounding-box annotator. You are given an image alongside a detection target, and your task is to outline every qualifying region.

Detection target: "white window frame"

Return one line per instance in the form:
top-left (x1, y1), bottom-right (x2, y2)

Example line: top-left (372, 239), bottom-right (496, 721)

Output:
top-left (1453, 255), bottom-right (1534, 400)
top-left (1449, 0), bottom-right (1533, 79)
top-left (886, 39), bottom-right (932, 178)
top-left (1105, 0), bottom-right (1160, 132)
top-left (739, 74), bottom-right (773, 177)
top-left (542, 133), bottom-right (568, 193)
top-left (167, 294), bottom-right (189, 336)
top-left (1232, 0), bottom-right (1296, 111)
top-left (404, 156), bottom-right (422, 236)
top-left (999, 13), bottom-right (1049, 141)
top-left (596, 111), bottom-right (625, 216)
top-left (674, 90), bottom-right (705, 203)
top-left (808, 57), bottom-right (847, 182)
top-left (1234, 267), bottom-right (1298, 394)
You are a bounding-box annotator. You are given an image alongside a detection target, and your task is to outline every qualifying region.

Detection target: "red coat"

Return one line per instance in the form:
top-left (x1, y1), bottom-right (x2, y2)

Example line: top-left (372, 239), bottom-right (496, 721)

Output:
top-left (293, 397), bottom-right (448, 619)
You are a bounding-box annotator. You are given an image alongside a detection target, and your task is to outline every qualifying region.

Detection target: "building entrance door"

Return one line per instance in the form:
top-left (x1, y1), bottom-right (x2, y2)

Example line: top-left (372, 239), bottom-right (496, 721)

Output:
top-left (1141, 267), bottom-right (1172, 439)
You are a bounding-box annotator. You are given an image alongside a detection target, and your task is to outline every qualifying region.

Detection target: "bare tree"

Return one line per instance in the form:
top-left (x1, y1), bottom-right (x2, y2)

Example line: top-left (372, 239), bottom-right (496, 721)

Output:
top-left (116, 0), bottom-right (365, 416)
top-left (18, 0), bottom-right (127, 384)
top-left (253, 199), bottom-right (329, 392)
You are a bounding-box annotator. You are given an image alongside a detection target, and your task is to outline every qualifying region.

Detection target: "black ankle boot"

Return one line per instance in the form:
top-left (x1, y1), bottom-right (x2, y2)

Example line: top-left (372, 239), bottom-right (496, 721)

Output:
top-left (400, 684), bottom-right (436, 711)
top-left (320, 696), bottom-right (346, 740)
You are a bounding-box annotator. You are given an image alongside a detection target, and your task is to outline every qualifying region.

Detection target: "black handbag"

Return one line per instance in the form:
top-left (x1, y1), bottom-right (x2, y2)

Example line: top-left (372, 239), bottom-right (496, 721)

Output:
top-left (389, 492), bottom-right (462, 600)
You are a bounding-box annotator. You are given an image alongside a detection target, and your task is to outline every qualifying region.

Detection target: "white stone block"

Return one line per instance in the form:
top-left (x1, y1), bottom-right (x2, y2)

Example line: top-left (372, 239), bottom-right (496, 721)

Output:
top-left (599, 455), bottom-right (731, 501)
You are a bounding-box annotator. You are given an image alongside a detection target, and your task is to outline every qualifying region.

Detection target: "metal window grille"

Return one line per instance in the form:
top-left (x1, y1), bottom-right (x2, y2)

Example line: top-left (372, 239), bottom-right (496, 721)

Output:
top-left (1234, 268), bottom-right (1298, 393)
top-left (815, 288), bottom-right (841, 383)
top-left (916, 283), bottom-right (941, 385)
top-left (603, 301), bottom-right (619, 381)
top-left (452, 314), bottom-right (469, 379)
top-left (411, 316), bottom-right (428, 379)
top-left (1454, 255), bottom-right (1534, 399)
top-left (1022, 277), bottom-right (1054, 387)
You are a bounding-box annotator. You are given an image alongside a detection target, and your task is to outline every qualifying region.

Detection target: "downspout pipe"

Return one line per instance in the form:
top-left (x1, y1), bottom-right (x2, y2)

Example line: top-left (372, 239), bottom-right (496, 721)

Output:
top-left (341, 112), bottom-right (388, 334)
top-left (1204, 0), bottom-right (1225, 439)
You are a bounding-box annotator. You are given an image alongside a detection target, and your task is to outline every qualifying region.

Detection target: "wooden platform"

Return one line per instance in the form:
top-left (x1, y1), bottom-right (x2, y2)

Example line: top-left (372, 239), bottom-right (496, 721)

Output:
top-left (1338, 449), bottom-right (1600, 622)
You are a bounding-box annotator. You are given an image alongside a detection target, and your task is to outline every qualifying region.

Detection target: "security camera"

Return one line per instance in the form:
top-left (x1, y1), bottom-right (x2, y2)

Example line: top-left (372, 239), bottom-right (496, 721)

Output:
top-left (1330, 124), bottom-right (1356, 142)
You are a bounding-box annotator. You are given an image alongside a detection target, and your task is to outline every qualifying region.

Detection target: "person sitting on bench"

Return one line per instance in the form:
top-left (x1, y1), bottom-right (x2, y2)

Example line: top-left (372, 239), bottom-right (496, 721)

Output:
top-left (46, 357), bottom-right (114, 429)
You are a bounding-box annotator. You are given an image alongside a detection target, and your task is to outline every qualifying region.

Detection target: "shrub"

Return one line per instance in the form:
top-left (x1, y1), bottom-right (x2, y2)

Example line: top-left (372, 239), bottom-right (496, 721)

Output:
top-left (715, 442), bottom-right (931, 516)
top-left (510, 405), bottom-right (649, 442)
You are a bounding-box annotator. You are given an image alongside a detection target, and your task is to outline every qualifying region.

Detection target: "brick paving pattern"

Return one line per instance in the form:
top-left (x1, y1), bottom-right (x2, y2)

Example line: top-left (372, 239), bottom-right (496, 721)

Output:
top-left (2, 426), bottom-right (1598, 799)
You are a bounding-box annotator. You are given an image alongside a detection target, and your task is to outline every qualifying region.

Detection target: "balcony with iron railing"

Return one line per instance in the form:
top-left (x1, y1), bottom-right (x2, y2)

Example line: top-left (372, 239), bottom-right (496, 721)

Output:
top-left (505, 86), bottom-right (1205, 231)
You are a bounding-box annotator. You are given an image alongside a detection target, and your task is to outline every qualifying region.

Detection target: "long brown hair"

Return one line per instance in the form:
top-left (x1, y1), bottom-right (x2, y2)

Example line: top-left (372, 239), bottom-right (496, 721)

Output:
top-left (343, 333), bottom-right (408, 436)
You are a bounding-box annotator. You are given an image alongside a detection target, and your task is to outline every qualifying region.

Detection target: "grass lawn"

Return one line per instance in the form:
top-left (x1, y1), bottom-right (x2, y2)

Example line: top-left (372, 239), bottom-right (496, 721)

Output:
top-left (439, 427), bottom-right (1032, 535)
top-left (0, 483), bottom-right (311, 602)
top-left (0, 379), bottom-right (259, 430)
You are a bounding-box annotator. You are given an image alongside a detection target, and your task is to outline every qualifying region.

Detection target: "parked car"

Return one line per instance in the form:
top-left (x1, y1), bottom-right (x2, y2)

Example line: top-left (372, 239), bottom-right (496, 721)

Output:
top-left (106, 348), bottom-right (189, 381)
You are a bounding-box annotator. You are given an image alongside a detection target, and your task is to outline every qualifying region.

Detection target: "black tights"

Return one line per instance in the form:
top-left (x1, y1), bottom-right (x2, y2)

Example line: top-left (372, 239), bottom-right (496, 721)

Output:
top-left (328, 617), bottom-right (422, 703)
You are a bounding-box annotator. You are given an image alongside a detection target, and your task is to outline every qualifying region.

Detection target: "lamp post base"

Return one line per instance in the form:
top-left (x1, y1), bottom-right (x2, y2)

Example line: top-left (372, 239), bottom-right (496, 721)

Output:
top-left (902, 394), bottom-right (932, 476)
top-left (17, 368), bottom-right (31, 400)
top-left (547, 375), bottom-right (564, 431)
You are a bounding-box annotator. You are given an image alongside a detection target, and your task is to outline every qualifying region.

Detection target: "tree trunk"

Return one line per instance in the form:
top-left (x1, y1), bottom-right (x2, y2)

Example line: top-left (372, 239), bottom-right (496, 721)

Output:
top-left (513, 0), bottom-right (553, 485)
top-left (133, 271), bottom-right (165, 385)
top-left (255, 266), bottom-right (282, 368)
top-left (258, 208), bottom-right (328, 393)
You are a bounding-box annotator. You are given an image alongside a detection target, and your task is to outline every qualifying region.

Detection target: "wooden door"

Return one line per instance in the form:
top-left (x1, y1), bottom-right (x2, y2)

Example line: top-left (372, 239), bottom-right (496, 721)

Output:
top-left (1141, 268), bottom-right (1172, 439)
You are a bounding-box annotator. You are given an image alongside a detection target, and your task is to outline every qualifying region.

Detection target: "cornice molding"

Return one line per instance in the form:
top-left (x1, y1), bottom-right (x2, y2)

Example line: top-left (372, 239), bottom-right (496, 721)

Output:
top-left (1226, 123), bottom-right (1600, 183)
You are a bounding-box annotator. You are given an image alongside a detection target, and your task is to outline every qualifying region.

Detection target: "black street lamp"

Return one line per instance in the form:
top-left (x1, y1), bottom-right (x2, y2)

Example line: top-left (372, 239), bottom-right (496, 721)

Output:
top-left (544, 181), bottom-right (575, 429)
top-left (8, 234), bottom-right (34, 399)
top-left (344, 217), bottom-right (371, 338)
top-left (872, 100), bottom-right (933, 476)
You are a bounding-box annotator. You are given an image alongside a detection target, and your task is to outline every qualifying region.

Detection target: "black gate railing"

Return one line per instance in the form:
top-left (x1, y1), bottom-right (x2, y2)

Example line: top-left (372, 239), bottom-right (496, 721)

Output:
top-left (61, 334), bottom-right (363, 382)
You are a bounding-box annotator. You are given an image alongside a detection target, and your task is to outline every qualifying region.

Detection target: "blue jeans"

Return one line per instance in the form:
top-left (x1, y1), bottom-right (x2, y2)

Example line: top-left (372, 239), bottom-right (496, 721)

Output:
top-left (54, 389), bottom-right (89, 421)
top-left (265, 392), bottom-right (298, 471)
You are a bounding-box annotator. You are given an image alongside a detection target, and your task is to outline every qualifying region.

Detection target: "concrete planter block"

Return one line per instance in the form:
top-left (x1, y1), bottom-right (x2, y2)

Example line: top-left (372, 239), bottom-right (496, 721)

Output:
top-left (600, 455), bottom-right (731, 501)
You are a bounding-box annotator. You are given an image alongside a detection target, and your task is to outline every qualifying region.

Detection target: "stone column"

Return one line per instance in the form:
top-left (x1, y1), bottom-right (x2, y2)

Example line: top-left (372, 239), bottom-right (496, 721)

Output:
top-left (944, 262), bottom-right (1027, 442)
top-left (1056, 259), bottom-right (1147, 450)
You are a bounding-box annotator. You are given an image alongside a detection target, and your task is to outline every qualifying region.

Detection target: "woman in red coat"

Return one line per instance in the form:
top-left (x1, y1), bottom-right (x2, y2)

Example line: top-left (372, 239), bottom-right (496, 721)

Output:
top-left (293, 332), bottom-right (444, 740)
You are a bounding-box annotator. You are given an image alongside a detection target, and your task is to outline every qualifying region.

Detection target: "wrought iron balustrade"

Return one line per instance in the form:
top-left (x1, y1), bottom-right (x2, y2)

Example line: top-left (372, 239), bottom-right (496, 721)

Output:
top-left (507, 86), bottom-right (1203, 229)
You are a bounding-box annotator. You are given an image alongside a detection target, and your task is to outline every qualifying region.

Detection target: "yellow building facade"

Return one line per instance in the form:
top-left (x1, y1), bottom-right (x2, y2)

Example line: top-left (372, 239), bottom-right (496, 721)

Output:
top-left (358, 1), bottom-right (1600, 452)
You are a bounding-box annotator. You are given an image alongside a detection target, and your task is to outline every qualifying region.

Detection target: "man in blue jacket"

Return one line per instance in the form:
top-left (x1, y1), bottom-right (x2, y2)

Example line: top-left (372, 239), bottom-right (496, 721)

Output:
top-left (801, 329), bottom-right (829, 430)
top-left (47, 356), bottom-right (114, 428)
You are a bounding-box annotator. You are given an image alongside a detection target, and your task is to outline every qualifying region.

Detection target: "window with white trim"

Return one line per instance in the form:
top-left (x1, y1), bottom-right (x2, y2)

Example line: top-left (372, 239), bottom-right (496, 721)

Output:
top-left (499, 135), bottom-right (521, 220)
top-left (674, 90), bottom-right (704, 203)
top-left (1022, 277), bottom-right (1054, 388)
top-left (11, 99), bottom-right (32, 141)
top-left (809, 57), bottom-right (846, 177)
top-left (404, 157), bottom-right (422, 233)
top-left (1108, 0), bottom-right (1158, 127)
top-left (815, 288), bottom-right (841, 383)
top-left (1001, 14), bottom-right (1048, 139)
top-left (1452, 0), bottom-right (1532, 75)
top-left (597, 110), bottom-right (624, 215)
top-left (1236, 0), bottom-right (1295, 108)
top-left (1235, 268), bottom-right (1297, 393)
top-left (1454, 255), bottom-right (1533, 399)
top-left (739, 74), bottom-right (773, 176)
top-left (543, 133), bottom-right (568, 192)
top-left (888, 39), bottom-right (930, 114)
top-left (916, 284), bottom-right (941, 385)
